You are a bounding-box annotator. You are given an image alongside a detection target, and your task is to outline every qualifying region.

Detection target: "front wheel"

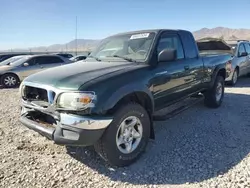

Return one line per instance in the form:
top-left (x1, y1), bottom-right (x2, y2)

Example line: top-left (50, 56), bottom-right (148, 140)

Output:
top-left (94, 103), bottom-right (151, 167)
top-left (204, 75), bottom-right (225, 108)
top-left (1, 74), bottom-right (19, 88)
top-left (229, 69), bottom-right (238, 86)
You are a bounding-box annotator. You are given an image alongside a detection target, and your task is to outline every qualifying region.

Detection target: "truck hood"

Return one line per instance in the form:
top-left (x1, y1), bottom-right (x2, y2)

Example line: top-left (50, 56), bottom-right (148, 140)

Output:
top-left (24, 61), bottom-right (139, 90)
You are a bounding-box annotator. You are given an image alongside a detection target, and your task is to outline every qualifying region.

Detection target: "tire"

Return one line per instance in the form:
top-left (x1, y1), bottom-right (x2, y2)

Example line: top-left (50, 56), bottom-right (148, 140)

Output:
top-left (204, 75), bottom-right (224, 108)
top-left (1, 74), bottom-right (19, 88)
top-left (94, 103), bottom-right (151, 167)
top-left (229, 69), bottom-right (238, 86)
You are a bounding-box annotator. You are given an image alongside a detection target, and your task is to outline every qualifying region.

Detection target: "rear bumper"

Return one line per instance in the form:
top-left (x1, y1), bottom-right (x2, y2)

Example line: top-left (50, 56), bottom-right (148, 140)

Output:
top-left (20, 105), bottom-right (112, 146)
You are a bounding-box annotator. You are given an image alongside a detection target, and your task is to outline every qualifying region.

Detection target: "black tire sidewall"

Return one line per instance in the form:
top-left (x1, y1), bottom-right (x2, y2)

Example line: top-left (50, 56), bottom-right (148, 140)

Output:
top-left (1, 74), bottom-right (19, 88)
top-left (100, 103), bottom-right (150, 166)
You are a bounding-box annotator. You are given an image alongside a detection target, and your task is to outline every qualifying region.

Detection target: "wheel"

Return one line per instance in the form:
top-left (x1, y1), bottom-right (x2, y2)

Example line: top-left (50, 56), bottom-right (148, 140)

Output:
top-left (94, 103), bottom-right (150, 167)
top-left (1, 74), bottom-right (19, 88)
top-left (229, 69), bottom-right (238, 86)
top-left (204, 75), bottom-right (224, 108)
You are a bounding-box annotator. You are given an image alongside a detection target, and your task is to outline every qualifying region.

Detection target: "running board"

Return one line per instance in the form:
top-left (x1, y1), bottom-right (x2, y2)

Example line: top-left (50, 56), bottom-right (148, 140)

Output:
top-left (153, 95), bottom-right (204, 121)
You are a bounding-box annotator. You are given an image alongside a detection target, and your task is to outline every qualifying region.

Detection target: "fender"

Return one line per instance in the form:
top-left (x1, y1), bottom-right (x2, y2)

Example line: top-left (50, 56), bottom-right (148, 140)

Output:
top-left (209, 64), bottom-right (226, 88)
top-left (102, 83), bottom-right (155, 113)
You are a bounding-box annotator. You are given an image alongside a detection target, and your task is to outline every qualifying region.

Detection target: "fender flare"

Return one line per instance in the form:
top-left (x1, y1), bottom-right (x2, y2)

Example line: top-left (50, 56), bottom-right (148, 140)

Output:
top-left (102, 83), bottom-right (154, 113)
top-left (209, 65), bottom-right (226, 88)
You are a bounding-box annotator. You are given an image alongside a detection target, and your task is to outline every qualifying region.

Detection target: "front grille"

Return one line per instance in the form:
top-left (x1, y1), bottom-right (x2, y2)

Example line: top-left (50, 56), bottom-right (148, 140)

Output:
top-left (23, 86), bottom-right (56, 104)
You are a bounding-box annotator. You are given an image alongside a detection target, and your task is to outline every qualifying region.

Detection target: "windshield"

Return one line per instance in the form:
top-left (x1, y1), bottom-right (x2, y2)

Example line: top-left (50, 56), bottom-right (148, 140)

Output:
top-left (9, 56), bottom-right (32, 66)
top-left (0, 56), bottom-right (24, 66)
top-left (88, 32), bottom-right (156, 62)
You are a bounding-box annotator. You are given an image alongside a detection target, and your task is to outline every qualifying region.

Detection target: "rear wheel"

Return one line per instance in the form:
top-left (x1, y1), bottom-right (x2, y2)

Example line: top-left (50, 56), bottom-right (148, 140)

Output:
top-left (94, 103), bottom-right (150, 167)
top-left (204, 75), bottom-right (224, 108)
top-left (1, 74), bottom-right (19, 88)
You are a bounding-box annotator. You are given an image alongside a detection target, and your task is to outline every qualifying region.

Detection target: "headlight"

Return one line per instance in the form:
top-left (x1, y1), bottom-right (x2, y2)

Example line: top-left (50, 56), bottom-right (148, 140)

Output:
top-left (57, 92), bottom-right (97, 110)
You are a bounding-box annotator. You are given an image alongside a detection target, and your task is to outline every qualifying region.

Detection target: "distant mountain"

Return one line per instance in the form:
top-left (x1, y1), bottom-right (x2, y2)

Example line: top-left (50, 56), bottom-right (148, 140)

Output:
top-left (4, 27), bottom-right (250, 53)
top-left (193, 27), bottom-right (250, 41)
top-left (6, 39), bottom-right (101, 53)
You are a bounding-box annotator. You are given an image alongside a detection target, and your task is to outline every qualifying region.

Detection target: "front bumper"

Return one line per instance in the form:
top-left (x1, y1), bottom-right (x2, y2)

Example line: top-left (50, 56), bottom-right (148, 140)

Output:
top-left (20, 101), bottom-right (113, 146)
top-left (225, 69), bottom-right (234, 82)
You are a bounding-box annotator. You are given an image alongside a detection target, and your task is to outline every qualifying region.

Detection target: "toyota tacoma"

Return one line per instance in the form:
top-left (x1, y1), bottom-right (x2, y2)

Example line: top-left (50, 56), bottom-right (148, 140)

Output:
top-left (19, 29), bottom-right (232, 167)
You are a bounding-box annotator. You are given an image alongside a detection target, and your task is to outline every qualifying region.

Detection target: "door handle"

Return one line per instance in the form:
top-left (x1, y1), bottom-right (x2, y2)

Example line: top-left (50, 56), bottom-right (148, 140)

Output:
top-left (184, 66), bottom-right (190, 70)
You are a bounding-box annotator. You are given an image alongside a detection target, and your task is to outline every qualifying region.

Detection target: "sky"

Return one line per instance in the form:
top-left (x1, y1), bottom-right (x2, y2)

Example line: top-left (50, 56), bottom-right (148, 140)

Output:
top-left (1, 0), bottom-right (250, 50)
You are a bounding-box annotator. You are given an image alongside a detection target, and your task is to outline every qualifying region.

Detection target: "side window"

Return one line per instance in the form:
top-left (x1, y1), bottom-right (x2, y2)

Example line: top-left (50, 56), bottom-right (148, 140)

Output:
top-left (157, 34), bottom-right (184, 59)
top-left (238, 44), bottom-right (246, 56)
top-left (26, 58), bottom-right (36, 66)
top-left (244, 43), bottom-right (250, 54)
top-left (37, 56), bottom-right (63, 65)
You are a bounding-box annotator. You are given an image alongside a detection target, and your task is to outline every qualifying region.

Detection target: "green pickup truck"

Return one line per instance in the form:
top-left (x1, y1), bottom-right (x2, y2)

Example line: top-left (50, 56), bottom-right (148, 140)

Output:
top-left (19, 29), bottom-right (232, 167)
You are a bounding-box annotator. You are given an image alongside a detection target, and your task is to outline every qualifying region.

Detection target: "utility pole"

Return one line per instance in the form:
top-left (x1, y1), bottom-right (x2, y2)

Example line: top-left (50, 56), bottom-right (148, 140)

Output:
top-left (75, 16), bottom-right (78, 56)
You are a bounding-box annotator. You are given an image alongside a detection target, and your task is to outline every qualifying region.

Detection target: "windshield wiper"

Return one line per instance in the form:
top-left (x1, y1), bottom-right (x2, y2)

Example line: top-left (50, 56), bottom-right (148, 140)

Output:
top-left (88, 55), bottom-right (101, 61)
top-left (108, 55), bottom-right (137, 63)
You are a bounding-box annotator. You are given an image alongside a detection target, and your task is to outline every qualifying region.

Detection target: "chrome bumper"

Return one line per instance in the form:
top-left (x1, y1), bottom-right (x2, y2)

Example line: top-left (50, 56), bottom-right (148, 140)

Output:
top-left (20, 100), bottom-right (112, 130)
top-left (20, 100), bottom-right (113, 146)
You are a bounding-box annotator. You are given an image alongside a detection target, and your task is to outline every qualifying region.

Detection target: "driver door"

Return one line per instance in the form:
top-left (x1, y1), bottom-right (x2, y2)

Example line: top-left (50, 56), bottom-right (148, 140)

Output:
top-left (19, 57), bottom-right (40, 79)
top-left (152, 32), bottom-right (202, 110)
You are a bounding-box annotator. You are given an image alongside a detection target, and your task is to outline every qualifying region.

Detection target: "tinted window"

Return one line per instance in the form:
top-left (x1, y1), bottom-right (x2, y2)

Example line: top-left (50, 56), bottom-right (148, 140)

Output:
top-left (244, 43), bottom-right (250, 54)
top-left (157, 34), bottom-right (184, 59)
top-left (26, 58), bottom-right (37, 66)
top-left (36, 56), bottom-right (63, 65)
top-left (238, 44), bottom-right (246, 56)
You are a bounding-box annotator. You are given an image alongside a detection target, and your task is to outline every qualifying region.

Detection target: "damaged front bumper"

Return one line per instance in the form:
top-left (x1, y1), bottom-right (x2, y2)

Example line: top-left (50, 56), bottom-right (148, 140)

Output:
top-left (19, 100), bottom-right (113, 146)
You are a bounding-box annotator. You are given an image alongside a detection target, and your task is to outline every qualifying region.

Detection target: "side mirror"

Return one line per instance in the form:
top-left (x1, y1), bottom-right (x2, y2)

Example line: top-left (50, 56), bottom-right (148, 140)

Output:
top-left (158, 49), bottom-right (176, 62)
top-left (23, 62), bottom-right (29, 66)
top-left (239, 52), bottom-right (248, 57)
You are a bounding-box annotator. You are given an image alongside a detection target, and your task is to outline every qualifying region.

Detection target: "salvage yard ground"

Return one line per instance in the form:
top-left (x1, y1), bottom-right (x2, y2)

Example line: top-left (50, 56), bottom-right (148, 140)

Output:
top-left (0, 78), bottom-right (250, 188)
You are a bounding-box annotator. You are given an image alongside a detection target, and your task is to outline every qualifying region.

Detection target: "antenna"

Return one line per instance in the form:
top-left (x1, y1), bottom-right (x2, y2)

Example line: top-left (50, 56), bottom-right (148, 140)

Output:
top-left (75, 16), bottom-right (78, 56)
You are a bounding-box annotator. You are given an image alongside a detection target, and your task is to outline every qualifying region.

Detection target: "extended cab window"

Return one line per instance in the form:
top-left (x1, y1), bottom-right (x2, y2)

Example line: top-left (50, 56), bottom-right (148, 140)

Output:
top-left (157, 34), bottom-right (184, 59)
top-left (36, 56), bottom-right (63, 65)
top-left (244, 43), bottom-right (250, 54)
top-left (238, 44), bottom-right (246, 56)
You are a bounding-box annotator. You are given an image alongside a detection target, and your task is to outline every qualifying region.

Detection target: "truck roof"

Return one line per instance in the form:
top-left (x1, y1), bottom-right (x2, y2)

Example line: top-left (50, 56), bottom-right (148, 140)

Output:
top-left (111, 29), bottom-right (191, 37)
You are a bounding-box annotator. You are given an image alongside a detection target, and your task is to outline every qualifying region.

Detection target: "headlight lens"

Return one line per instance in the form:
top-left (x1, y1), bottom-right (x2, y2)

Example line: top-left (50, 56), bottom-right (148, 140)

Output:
top-left (57, 92), bottom-right (97, 110)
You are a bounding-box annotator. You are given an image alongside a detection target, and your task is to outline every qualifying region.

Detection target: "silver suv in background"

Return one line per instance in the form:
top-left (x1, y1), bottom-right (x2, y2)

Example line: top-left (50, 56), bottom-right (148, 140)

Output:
top-left (0, 54), bottom-right (72, 88)
top-left (226, 40), bottom-right (250, 85)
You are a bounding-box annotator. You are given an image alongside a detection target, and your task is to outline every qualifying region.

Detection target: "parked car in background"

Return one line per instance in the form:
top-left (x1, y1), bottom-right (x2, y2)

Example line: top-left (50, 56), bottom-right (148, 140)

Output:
top-left (0, 53), bottom-right (29, 62)
top-left (69, 55), bottom-right (88, 62)
top-left (0, 54), bottom-right (72, 88)
top-left (0, 55), bottom-right (28, 66)
top-left (55, 53), bottom-right (73, 59)
top-left (224, 40), bottom-right (250, 85)
top-left (20, 29), bottom-right (232, 166)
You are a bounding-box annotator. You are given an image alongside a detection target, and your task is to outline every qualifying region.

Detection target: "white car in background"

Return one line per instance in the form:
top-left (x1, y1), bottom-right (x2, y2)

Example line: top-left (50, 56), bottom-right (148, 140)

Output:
top-left (0, 55), bottom-right (28, 66)
top-left (0, 54), bottom-right (73, 88)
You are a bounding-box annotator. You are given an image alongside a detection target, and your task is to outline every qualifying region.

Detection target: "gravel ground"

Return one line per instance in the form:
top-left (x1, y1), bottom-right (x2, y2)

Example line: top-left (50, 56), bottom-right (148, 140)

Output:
top-left (0, 78), bottom-right (250, 188)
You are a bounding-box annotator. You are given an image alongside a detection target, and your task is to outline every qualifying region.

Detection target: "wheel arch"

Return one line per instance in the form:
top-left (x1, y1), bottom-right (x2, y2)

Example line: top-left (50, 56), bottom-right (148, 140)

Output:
top-left (103, 85), bottom-right (155, 139)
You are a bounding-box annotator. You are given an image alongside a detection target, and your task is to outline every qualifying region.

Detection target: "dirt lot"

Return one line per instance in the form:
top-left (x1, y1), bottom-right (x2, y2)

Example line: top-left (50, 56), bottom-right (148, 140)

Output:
top-left (0, 78), bottom-right (250, 188)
